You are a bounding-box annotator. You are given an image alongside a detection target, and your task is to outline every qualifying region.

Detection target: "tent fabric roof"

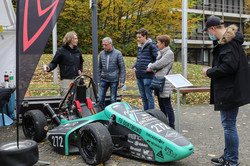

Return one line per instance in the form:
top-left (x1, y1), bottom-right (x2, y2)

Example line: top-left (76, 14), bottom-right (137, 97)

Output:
top-left (0, 0), bottom-right (16, 29)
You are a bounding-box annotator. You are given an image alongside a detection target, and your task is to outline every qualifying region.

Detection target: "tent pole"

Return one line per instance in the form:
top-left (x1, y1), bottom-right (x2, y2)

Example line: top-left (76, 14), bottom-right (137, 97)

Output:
top-left (16, 0), bottom-right (20, 148)
top-left (91, 0), bottom-right (98, 87)
top-left (52, 23), bottom-right (58, 85)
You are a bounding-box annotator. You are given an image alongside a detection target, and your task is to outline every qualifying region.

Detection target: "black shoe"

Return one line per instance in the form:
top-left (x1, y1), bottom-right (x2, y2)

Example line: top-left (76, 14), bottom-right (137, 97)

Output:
top-left (211, 155), bottom-right (227, 165)
top-left (221, 163), bottom-right (240, 166)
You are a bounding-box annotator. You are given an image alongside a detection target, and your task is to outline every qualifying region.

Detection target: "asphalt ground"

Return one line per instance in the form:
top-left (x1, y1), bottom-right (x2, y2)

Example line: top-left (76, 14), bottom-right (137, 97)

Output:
top-left (0, 103), bottom-right (250, 166)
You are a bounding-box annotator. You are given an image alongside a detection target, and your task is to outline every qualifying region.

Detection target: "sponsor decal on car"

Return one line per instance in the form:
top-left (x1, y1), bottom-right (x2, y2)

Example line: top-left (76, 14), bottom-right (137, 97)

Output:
top-left (156, 150), bottom-right (164, 159)
top-left (130, 146), bottom-right (141, 152)
top-left (123, 109), bottom-right (140, 116)
top-left (146, 139), bottom-right (163, 150)
top-left (138, 117), bottom-right (157, 126)
top-left (128, 134), bottom-right (142, 141)
top-left (146, 133), bottom-right (164, 144)
top-left (165, 131), bottom-right (178, 138)
top-left (165, 146), bottom-right (177, 158)
top-left (134, 141), bottom-right (148, 148)
top-left (142, 149), bottom-right (154, 157)
top-left (118, 118), bottom-right (142, 134)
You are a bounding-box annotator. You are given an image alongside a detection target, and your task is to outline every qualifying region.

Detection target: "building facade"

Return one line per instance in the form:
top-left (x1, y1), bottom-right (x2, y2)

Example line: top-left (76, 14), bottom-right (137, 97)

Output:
top-left (174, 0), bottom-right (249, 66)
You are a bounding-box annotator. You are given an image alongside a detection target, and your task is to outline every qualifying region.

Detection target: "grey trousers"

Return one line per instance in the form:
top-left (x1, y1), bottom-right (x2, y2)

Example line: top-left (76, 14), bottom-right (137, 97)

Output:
top-left (60, 79), bottom-right (74, 104)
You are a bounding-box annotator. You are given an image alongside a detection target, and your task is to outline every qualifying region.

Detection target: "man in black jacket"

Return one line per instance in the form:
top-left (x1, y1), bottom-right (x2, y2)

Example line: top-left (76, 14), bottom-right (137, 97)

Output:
top-left (46, 31), bottom-right (84, 99)
top-left (133, 28), bottom-right (158, 110)
top-left (202, 16), bottom-right (250, 166)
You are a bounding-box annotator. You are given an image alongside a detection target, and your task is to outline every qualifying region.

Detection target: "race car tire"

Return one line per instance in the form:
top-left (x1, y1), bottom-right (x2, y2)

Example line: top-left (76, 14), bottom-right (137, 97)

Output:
top-left (0, 140), bottom-right (38, 166)
top-left (77, 122), bottom-right (113, 165)
top-left (22, 109), bottom-right (48, 142)
top-left (146, 109), bottom-right (169, 125)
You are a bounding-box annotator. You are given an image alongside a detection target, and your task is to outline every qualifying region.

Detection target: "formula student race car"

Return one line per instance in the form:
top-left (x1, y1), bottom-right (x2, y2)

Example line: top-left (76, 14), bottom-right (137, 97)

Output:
top-left (22, 74), bottom-right (194, 165)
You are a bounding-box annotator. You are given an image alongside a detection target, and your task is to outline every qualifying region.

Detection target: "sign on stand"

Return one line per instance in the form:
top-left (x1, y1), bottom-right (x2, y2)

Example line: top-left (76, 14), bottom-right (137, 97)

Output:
top-left (165, 74), bottom-right (193, 132)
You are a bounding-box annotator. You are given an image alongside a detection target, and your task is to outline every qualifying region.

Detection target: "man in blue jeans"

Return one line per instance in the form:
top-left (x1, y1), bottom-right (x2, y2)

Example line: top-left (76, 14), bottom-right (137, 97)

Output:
top-left (133, 28), bottom-right (158, 110)
top-left (202, 16), bottom-right (250, 166)
top-left (98, 37), bottom-right (126, 109)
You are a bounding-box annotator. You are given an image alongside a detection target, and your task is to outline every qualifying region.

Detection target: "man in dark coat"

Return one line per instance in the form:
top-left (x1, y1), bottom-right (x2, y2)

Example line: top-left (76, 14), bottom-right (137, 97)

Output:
top-left (46, 31), bottom-right (84, 99)
top-left (202, 16), bottom-right (250, 166)
top-left (133, 28), bottom-right (158, 110)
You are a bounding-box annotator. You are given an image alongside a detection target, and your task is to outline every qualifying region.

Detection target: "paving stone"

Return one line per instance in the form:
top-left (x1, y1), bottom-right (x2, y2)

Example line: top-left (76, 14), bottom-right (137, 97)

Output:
top-left (1, 104), bottom-right (250, 166)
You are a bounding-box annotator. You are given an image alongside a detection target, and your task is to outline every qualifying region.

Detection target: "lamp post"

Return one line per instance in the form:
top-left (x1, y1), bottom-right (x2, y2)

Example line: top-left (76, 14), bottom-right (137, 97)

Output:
top-left (182, 0), bottom-right (188, 78)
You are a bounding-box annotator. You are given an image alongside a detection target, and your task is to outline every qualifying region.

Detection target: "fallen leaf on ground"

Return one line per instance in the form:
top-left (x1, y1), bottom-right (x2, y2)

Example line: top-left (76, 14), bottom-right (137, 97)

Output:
top-left (71, 156), bottom-right (77, 161)
top-left (96, 163), bottom-right (103, 166)
top-left (208, 154), bottom-right (216, 157)
top-left (40, 142), bottom-right (45, 145)
top-left (114, 156), bottom-right (124, 162)
top-left (61, 156), bottom-right (67, 159)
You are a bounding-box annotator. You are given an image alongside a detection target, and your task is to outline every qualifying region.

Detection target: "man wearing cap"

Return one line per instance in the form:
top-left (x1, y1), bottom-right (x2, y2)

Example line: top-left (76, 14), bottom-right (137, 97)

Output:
top-left (202, 16), bottom-right (250, 166)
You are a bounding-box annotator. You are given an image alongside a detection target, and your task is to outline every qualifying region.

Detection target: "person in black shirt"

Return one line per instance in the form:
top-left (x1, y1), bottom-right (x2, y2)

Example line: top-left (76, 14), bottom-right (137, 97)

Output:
top-left (46, 31), bottom-right (84, 98)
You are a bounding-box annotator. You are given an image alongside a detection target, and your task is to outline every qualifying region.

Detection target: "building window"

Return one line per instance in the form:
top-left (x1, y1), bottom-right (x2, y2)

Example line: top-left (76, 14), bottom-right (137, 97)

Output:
top-left (204, 0), bottom-right (209, 5)
top-left (204, 50), bottom-right (209, 63)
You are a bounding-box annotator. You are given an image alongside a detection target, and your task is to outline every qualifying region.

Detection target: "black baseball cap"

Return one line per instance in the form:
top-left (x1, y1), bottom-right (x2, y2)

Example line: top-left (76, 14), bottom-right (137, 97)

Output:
top-left (202, 16), bottom-right (224, 32)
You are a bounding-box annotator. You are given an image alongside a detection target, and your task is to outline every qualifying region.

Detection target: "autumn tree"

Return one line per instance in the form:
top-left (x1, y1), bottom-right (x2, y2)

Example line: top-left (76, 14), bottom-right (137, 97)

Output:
top-left (97, 0), bottom-right (201, 56)
top-left (46, 0), bottom-right (93, 54)
top-left (43, 0), bottom-right (201, 56)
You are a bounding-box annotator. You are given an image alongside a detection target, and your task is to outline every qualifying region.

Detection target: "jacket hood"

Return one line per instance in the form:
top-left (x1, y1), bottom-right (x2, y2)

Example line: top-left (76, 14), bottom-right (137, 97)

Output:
top-left (138, 38), bottom-right (153, 48)
top-left (62, 44), bottom-right (79, 53)
top-left (218, 25), bottom-right (244, 45)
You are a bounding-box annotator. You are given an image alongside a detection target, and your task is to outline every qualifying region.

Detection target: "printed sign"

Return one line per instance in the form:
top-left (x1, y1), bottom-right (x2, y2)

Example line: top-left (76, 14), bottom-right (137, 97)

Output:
top-left (165, 74), bottom-right (193, 88)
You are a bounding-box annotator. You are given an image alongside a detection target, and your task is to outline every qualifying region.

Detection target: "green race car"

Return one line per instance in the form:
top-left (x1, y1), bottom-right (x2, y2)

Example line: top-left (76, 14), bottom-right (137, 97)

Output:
top-left (22, 74), bottom-right (194, 165)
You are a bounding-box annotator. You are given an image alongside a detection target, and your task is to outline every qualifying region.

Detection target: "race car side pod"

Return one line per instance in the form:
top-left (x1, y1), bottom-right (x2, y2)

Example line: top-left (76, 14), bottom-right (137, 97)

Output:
top-left (43, 103), bottom-right (61, 126)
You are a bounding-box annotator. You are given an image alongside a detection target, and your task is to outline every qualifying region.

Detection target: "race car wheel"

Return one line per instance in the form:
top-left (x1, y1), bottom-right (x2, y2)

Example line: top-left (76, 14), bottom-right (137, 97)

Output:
top-left (146, 109), bottom-right (169, 125)
top-left (77, 122), bottom-right (113, 165)
top-left (22, 109), bottom-right (48, 142)
top-left (0, 140), bottom-right (38, 166)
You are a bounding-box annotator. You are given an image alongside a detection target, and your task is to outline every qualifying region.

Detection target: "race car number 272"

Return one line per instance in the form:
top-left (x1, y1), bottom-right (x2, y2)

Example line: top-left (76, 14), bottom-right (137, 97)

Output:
top-left (52, 136), bottom-right (64, 148)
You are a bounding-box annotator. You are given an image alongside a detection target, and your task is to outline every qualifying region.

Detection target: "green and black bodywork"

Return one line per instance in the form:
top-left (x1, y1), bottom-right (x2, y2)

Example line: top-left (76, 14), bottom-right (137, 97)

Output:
top-left (47, 102), bottom-right (193, 162)
top-left (22, 74), bottom-right (194, 165)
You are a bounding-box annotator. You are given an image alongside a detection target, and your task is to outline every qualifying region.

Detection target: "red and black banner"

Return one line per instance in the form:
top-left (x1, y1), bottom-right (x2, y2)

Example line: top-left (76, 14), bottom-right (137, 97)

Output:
top-left (16, 0), bottom-right (65, 112)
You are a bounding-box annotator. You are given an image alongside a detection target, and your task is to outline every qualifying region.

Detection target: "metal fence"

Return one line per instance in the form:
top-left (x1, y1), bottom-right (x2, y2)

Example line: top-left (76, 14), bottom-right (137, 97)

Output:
top-left (192, 1), bottom-right (246, 14)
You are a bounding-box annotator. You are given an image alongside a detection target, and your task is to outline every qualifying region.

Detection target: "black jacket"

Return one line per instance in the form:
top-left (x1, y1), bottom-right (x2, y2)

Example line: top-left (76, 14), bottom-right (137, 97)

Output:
top-left (207, 25), bottom-right (250, 110)
top-left (49, 44), bottom-right (83, 80)
top-left (133, 39), bottom-right (158, 79)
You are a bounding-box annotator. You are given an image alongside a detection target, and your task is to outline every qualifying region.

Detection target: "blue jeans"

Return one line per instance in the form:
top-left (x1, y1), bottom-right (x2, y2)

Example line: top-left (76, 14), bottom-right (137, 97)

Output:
top-left (136, 78), bottom-right (155, 110)
top-left (220, 108), bottom-right (239, 165)
top-left (2, 92), bottom-right (16, 121)
top-left (99, 81), bottom-right (118, 108)
top-left (158, 97), bottom-right (175, 129)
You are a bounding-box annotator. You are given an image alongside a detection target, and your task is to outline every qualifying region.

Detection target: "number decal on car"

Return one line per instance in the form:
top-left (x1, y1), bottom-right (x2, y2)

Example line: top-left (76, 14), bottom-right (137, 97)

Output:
top-left (52, 136), bottom-right (64, 148)
top-left (151, 123), bottom-right (168, 133)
